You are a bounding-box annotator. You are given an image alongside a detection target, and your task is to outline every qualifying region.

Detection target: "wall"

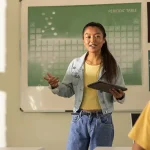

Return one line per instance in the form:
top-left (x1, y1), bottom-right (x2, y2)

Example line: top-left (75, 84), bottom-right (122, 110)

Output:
top-left (1, 0), bottom-right (148, 149)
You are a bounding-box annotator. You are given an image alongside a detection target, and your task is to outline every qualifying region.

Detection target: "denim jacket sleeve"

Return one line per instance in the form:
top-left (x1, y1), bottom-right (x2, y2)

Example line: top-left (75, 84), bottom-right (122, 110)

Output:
top-left (50, 60), bottom-right (75, 98)
top-left (113, 64), bottom-right (126, 104)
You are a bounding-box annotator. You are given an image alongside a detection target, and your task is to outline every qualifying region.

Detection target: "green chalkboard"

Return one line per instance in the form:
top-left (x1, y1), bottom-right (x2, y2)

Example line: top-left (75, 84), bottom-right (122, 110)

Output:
top-left (28, 3), bottom-right (141, 86)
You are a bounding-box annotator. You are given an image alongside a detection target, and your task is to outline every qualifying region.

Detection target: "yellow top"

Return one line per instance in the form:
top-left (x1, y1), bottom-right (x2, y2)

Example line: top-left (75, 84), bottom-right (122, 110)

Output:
top-left (128, 101), bottom-right (150, 150)
top-left (80, 62), bottom-right (101, 110)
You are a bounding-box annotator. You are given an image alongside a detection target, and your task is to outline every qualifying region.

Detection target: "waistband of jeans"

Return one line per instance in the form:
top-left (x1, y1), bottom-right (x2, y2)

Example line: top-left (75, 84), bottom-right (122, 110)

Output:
top-left (71, 109), bottom-right (102, 116)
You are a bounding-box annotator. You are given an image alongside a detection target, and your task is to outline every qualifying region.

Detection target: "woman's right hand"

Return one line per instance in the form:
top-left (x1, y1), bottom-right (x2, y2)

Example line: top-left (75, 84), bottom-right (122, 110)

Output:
top-left (44, 73), bottom-right (59, 88)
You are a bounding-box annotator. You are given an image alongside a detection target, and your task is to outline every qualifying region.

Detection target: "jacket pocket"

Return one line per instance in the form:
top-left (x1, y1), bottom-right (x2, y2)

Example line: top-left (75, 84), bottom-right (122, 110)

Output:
top-left (71, 67), bottom-right (80, 86)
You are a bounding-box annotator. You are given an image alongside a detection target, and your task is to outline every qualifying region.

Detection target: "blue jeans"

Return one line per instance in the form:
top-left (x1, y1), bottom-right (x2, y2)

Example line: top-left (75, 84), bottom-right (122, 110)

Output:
top-left (67, 111), bottom-right (114, 150)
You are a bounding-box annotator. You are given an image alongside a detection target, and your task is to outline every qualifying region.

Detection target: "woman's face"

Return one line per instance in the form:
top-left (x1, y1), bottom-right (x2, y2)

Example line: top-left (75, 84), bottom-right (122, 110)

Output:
top-left (83, 26), bottom-right (105, 54)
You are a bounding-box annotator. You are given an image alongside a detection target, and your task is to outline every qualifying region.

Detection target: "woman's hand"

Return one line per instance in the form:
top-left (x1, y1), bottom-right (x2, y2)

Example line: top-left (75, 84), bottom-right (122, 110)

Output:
top-left (109, 89), bottom-right (125, 100)
top-left (44, 73), bottom-right (59, 88)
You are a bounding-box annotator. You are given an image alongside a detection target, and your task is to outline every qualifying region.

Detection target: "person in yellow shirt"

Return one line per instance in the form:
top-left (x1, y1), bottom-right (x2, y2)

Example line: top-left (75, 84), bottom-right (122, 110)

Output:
top-left (128, 101), bottom-right (150, 150)
top-left (44, 22), bottom-right (126, 150)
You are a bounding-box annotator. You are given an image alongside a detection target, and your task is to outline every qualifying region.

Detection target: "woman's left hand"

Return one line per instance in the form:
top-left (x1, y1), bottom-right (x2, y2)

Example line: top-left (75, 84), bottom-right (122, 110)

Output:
top-left (109, 89), bottom-right (125, 100)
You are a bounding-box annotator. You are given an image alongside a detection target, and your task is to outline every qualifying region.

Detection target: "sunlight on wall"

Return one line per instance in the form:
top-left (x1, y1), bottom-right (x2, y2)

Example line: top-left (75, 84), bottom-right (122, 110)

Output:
top-left (0, 91), bottom-right (7, 147)
top-left (0, 0), bottom-right (6, 73)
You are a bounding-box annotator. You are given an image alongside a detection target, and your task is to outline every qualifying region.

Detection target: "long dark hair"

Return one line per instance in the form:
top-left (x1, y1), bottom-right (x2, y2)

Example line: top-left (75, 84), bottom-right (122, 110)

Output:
top-left (82, 22), bottom-right (117, 83)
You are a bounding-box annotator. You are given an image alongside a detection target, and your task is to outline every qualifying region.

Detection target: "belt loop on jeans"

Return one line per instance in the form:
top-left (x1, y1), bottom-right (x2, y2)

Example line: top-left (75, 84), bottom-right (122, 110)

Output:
top-left (96, 112), bottom-right (98, 118)
top-left (79, 110), bottom-right (82, 117)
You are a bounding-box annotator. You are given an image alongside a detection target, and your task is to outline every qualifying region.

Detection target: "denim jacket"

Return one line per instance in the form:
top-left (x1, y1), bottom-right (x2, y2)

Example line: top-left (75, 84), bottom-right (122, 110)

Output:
top-left (51, 52), bottom-right (126, 114)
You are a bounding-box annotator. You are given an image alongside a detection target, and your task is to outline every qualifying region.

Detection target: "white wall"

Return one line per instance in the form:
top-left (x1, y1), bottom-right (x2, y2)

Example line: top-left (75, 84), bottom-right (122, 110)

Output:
top-left (1, 0), bottom-right (149, 149)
